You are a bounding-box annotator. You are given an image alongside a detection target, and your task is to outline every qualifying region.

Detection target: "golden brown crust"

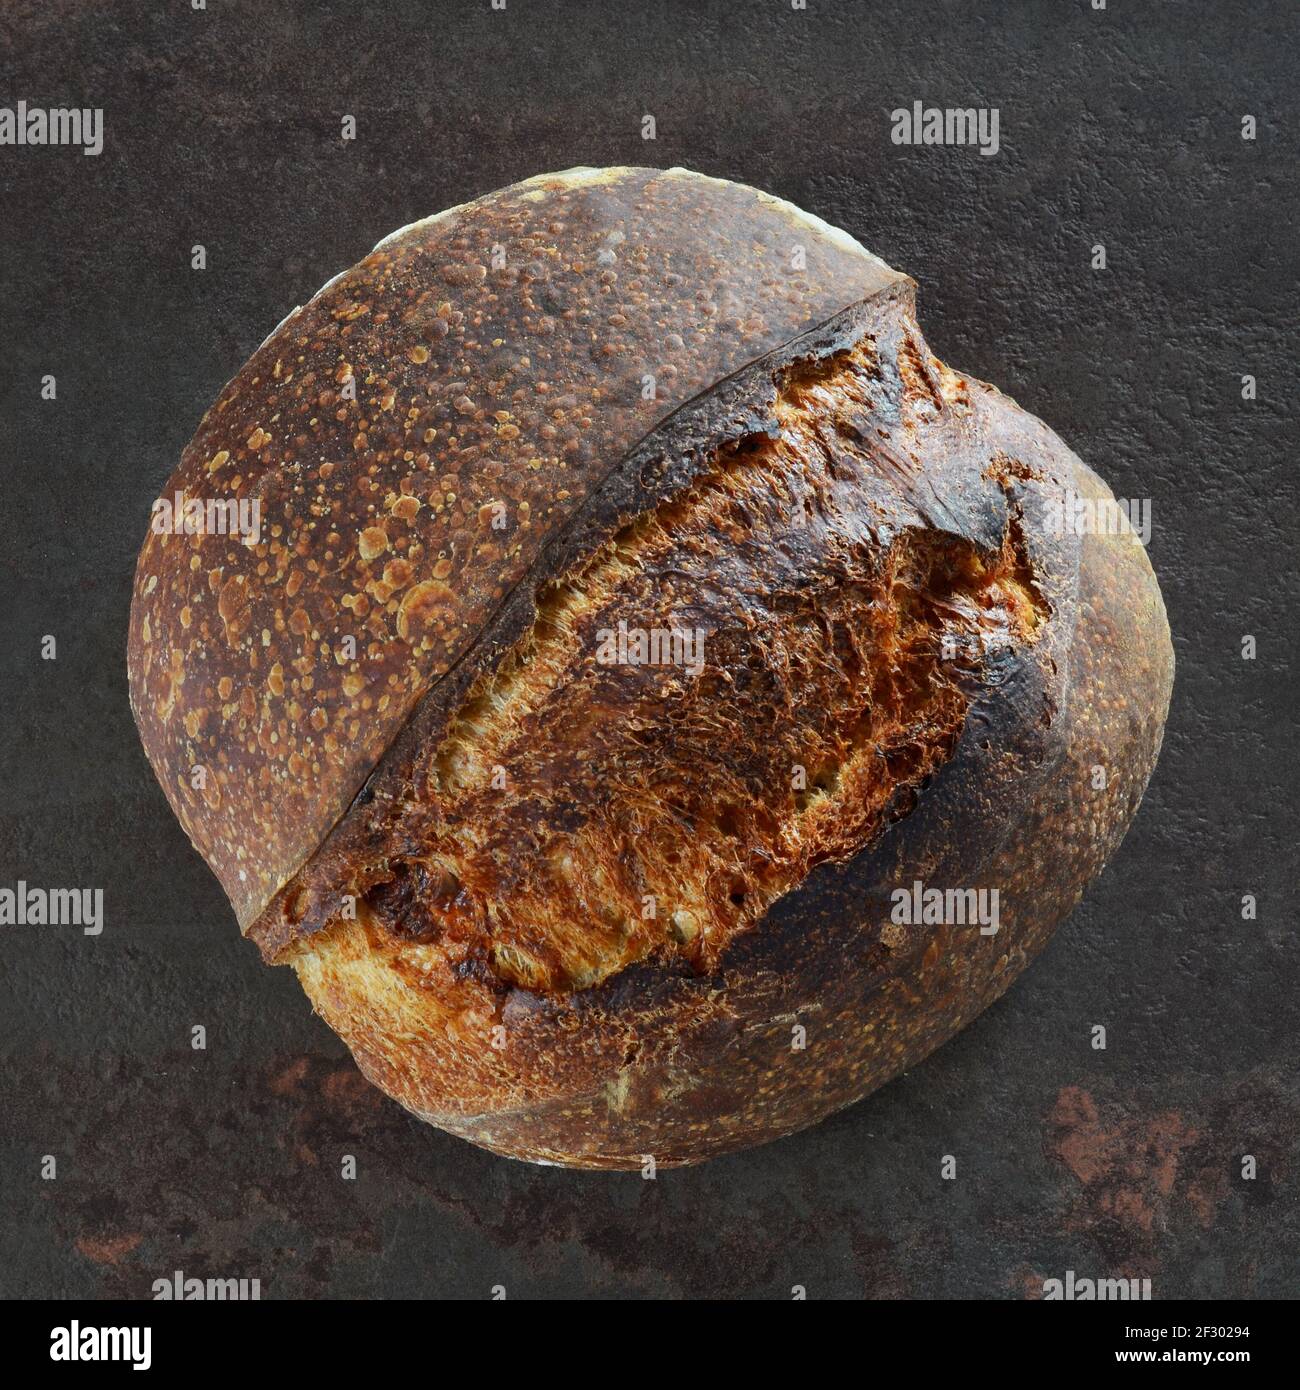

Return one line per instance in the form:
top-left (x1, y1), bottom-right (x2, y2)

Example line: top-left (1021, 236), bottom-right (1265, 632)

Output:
top-left (307, 338), bottom-right (1046, 1001)
top-left (126, 167), bottom-right (904, 928)
top-left (287, 298), bottom-right (1172, 1168)
top-left (128, 169), bottom-right (1173, 1168)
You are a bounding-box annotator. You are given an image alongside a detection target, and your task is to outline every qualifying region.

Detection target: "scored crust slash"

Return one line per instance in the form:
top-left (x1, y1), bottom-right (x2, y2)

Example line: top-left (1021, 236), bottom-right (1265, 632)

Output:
top-left (127, 167), bottom-right (1173, 1168)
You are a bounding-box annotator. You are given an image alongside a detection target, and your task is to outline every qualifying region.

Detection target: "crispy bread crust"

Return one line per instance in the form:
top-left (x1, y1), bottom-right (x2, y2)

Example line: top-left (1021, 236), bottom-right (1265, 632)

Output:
top-left (127, 167), bottom-right (904, 927)
top-left (286, 300), bottom-right (1172, 1168)
top-left (128, 169), bottom-right (1173, 1168)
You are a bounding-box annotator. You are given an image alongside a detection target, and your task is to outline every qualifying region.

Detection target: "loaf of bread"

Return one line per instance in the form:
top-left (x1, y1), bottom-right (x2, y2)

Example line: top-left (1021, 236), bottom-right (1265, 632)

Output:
top-left (128, 167), bottom-right (1173, 1167)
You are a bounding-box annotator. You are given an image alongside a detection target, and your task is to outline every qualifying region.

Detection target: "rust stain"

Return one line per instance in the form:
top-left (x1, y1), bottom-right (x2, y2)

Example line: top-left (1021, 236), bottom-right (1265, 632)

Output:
top-left (1046, 1085), bottom-right (1198, 1237)
top-left (321, 1064), bottom-right (379, 1108)
top-left (1010, 1265), bottom-right (1047, 1300)
top-left (75, 1231), bottom-right (143, 1265)
top-left (269, 1056), bottom-right (311, 1094)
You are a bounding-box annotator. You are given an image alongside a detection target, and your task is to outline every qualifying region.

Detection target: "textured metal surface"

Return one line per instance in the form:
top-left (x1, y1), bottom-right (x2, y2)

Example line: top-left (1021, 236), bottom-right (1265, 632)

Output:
top-left (1, 0), bottom-right (1296, 1297)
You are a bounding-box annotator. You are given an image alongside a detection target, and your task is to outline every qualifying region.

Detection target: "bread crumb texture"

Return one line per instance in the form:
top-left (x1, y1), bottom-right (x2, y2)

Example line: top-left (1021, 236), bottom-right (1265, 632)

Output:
top-left (339, 341), bottom-right (1045, 997)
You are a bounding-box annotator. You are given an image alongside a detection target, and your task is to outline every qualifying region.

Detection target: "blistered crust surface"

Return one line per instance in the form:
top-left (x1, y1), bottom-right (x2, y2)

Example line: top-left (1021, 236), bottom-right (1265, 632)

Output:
top-left (281, 294), bottom-right (1177, 1171)
top-left (127, 167), bottom-right (904, 925)
top-left (342, 340), bottom-right (1044, 997)
top-left (299, 417), bottom-right (1171, 1170)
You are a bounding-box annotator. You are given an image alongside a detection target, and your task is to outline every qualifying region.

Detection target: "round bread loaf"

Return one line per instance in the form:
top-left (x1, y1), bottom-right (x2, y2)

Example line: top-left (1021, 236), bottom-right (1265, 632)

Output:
top-left (128, 167), bottom-right (1173, 1168)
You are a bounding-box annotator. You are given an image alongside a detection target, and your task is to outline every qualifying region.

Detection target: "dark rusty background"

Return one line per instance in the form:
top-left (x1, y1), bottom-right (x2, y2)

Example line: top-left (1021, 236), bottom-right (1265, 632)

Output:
top-left (1, 0), bottom-right (1296, 1299)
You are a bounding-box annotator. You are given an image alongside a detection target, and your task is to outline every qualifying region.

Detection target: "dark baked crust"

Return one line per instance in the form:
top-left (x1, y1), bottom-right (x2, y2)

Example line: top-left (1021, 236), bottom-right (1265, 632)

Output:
top-left (282, 292), bottom-right (1172, 1168)
top-left (127, 167), bottom-right (904, 927)
top-left (128, 167), bottom-right (1173, 1168)
top-left (251, 288), bottom-right (926, 962)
